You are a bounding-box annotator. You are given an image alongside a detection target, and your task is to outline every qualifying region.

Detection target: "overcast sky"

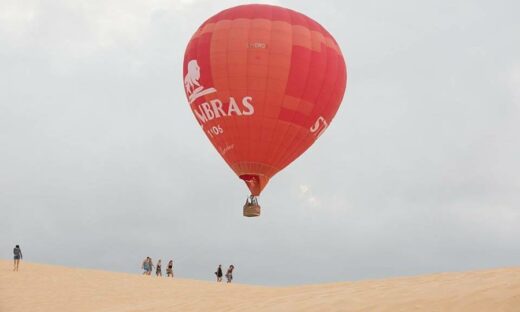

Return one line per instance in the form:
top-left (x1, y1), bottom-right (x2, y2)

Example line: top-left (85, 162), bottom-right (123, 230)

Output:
top-left (1, 0), bottom-right (519, 285)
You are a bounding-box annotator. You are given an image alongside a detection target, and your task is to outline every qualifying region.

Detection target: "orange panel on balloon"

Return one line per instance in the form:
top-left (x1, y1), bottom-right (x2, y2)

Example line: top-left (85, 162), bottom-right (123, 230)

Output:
top-left (183, 4), bottom-right (347, 196)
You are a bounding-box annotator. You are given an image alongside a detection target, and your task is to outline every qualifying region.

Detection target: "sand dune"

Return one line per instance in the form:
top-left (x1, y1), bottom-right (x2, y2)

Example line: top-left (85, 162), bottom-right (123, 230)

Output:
top-left (1, 260), bottom-right (519, 311)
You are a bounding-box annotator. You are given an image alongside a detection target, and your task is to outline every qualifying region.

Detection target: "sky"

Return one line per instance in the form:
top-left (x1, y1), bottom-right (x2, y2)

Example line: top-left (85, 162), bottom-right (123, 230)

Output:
top-left (1, 0), bottom-right (519, 285)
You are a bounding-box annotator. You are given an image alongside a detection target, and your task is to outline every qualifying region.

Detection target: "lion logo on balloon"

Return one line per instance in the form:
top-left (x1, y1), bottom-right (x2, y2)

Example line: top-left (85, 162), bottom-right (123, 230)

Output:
top-left (184, 60), bottom-right (216, 103)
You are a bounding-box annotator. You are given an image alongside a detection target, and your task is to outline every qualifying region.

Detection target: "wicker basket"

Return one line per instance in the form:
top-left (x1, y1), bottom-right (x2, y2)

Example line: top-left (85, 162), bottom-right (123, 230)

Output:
top-left (243, 203), bottom-right (261, 217)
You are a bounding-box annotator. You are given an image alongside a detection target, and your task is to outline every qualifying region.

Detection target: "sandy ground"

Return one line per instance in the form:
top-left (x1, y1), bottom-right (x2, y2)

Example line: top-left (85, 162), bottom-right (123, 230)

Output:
top-left (1, 260), bottom-right (519, 311)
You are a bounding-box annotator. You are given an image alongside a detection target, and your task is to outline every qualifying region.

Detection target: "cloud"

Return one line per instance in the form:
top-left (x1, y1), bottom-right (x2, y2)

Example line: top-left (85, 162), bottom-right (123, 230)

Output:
top-left (508, 61), bottom-right (520, 105)
top-left (0, 1), bottom-right (206, 56)
top-left (0, 1), bottom-right (39, 41)
top-left (297, 184), bottom-right (351, 214)
top-left (298, 184), bottom-right (321, 208)
top-left (446, 200), bottom-right (520, 246)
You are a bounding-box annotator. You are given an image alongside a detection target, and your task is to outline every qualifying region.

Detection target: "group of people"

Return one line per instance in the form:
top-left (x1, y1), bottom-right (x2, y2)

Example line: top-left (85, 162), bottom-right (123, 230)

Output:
top-left (13, 245), bottom-right (236, 283)
top-left (142, 257), bottom-right (174, 277)
top-left (215, 264), bottom-right (235, 283)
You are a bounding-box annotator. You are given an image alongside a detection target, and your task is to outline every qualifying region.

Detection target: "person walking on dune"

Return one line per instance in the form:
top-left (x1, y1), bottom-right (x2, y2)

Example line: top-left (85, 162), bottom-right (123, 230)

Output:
top-left (166, 260), bottom-right (174, 278)
top-left (156, 259), bottom-right (162, 277)
top-left (142, 257), bottom-right (150, 275)
top-left (215, 264), bottom-right (223, 282)
top-left (148, 258), bottom-right (155, 276)
top-left (13, 245), bottom-right (23, 272)
top-left (225, 265), bottom-right (235, 283)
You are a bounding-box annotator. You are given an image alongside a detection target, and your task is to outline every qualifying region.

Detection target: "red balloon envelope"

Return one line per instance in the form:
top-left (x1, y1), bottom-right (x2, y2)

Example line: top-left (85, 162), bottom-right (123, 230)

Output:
top-left (183, 4), bottom-right (347, 197)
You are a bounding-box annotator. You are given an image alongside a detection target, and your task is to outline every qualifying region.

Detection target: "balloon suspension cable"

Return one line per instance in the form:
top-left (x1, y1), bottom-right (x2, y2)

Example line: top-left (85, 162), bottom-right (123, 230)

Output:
top-left (249, 194), bottom-right (258, 205)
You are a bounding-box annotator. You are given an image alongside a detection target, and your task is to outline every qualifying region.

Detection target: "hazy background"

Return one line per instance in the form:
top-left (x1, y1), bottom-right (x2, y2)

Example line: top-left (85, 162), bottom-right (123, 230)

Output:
top-left (1, 0), bottom-right (519, 285)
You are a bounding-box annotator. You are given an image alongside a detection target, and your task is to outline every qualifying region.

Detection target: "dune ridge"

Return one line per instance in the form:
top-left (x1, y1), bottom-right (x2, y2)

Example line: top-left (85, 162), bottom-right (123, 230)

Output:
top-left (1, 260), bottom-right (519, 311)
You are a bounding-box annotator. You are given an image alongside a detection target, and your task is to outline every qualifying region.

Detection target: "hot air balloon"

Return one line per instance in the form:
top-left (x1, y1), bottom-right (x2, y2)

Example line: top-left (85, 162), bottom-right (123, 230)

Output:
top-left (183, 4), bottom-right (347, 217)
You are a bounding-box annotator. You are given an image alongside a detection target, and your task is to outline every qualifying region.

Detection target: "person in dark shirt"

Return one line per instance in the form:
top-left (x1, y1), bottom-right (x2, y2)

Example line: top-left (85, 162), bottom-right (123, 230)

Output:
top-left (215, 264), bottom-right (223, 282)
top-left (13, 245), bottom-right (23, 271)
